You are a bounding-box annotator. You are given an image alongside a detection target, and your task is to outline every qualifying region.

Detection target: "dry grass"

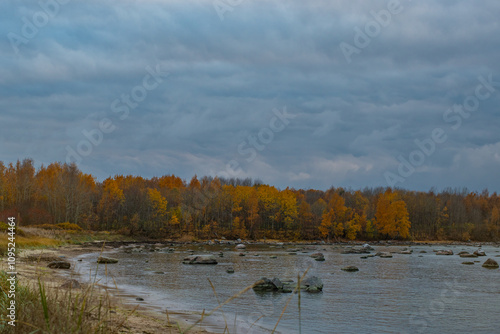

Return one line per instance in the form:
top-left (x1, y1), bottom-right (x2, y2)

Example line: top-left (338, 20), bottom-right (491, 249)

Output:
top-left (0, 270), bottom-right (122, 333)
top-left (0, 233), bottom-right (62, 255)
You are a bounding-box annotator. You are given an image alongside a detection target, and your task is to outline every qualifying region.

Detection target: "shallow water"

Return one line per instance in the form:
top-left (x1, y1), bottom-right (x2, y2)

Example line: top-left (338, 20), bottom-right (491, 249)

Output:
top-left (72, 244), bottom-right (500, 334)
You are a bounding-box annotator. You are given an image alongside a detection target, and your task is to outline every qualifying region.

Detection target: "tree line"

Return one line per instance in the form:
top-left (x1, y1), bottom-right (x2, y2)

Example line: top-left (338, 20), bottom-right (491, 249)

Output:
top-left (1, 159), bottom-right (499, 241)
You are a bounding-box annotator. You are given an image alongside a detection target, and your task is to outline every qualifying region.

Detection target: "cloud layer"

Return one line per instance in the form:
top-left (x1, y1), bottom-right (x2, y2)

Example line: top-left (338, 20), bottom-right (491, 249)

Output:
top-left (1, 0), bottom-right (500, 191)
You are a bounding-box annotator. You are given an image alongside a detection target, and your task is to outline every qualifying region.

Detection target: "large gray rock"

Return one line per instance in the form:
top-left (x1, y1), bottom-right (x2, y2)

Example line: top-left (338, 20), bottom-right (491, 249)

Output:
top-left (474, 249), bottom-right (486, 256)
top-left (97, 257), bottom-right (118, 264)
top-left (482, 258), bottom-right (499, 269)
top-left (310, 253), bottom-right (325, 261)
top-left (377, 252), bottom-right (393, 258)
top-left (182, 255), bottom-right (218, 265)
top-left (302, 276), bottom-right (324, 292)
top-left (342, 247), bottom-right (371, 254)
top-left (253, 276), bottom-right (323, 293)
top-left (362, 244), bottom-right (374, 250)
top-left (459, 253), bottom-right (478, 258)
top-left (271, 277), bottom-right (284, 290)
top-left (436, 250), bottom-right (453, 256)
top-left (253, 277), bottom-right (279, 292)
top-left (235, 244), bottom-right (247, 249)
top-left (48, 261), bottom-right (71, 269)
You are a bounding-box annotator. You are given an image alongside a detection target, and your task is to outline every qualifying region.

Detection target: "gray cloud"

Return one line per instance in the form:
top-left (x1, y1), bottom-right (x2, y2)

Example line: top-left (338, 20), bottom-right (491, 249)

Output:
top-left (1, 0), bottom-right (500, 191)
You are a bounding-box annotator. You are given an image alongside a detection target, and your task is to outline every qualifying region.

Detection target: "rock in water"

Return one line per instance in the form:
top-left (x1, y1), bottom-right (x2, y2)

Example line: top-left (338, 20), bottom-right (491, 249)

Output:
top-left (378, 252), bottom-right (393, 258)
top-left (436, 250), bottom-right (453, 256)
top-left (97, 257), bottom-right (118, 264)
top-left (310, 253), bottom-right (325, 261)
top-left (253, 277), bottom-right (279, 292)
top-left (60, 279), bottom-right (81, 288)
top-left (459, 253), bottom-right (477, 258)
top-left (182, 255), bottom-right (218, 265)
top-left (253, 276), bottom-right (323, 293)
top-left (235, 244), bottom-right (246, 249)
top-left (462, 262), bottom-right (475, 265)
top-left (342, 247), bottom-right (371, 254)
top-left (302, 276), bottom-right (323, 292)
top-left (48, 261), bottom-right (71, 269)
top-left (341, 266), bottom-right (359, 272)
top-left (474, 249), bottom-right (486, 256)
top-left (226, 267), bottom-right (235, 274)
top-left (482, 258), bottom-right (499, 269)
top-left (271, 277), bottom-right (284, 290)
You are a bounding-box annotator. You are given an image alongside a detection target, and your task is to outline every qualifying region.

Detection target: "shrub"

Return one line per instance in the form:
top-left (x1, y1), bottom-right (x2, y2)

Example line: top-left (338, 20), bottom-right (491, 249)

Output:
top-left (56, 222), bottom-right (83, 231)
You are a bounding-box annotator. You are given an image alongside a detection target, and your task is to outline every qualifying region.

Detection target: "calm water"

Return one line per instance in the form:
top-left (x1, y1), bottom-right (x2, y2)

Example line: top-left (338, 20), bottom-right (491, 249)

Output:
top-left (72, 244), bottom-right (500, 334)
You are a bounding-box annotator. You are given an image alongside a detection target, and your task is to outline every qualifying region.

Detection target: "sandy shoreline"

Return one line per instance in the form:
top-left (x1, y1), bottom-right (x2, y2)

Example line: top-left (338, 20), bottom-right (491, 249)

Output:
top-left (8, 244), bottom-right (215, 334)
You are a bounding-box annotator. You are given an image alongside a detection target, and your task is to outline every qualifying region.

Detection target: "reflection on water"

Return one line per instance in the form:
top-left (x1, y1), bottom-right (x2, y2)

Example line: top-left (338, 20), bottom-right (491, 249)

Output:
top-left (73, 244), bottom-right (500, 334)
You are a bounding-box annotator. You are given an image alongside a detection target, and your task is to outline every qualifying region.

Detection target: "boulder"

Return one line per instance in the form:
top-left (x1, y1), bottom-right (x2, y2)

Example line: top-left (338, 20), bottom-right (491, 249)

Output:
top-left (457, 251), bottom-right (469, 255)
top-left (310, 253), bottom-right (325, 261)
top-left (302, 276), bottom-right (323, 292)
top-left (48, 261), bottom-right (71, 269)
top-left (341, 266), bottom-right (359, 272)
top-left (226, 267), bottom-right (235, 274)
top-left (474, 249), bottom-right (486, 256)
top-left (253, 277), bottom-right (279, 292)
top-left (182, 255), bottom-right (218, 265)
top-left (377, 252), bottom-right (393, 258)
top-left (60, 279), bottom-right (81, 289)
top-left (482, 258), bottom-right (499, 269)
top-left (362, 244), bottom-right (374, 250)
top-left (253, 276), bottom-right (323, 293)
top-left (342, 247), bottom-right (371, 254)
top-left (436, 250), bottom-right (453, 256)
top-left (97, 257), bottom-right (118, 264)
top-left (459, 253), bottom-right (477, 258)
top-left (399, 248), bottom-right (413, 254)
top-left (462, 261), bottom-right (475, 265)
top-left (271, 277), bottom-right (284, 290)
top-left (235, 244), bottom-right (246, 249)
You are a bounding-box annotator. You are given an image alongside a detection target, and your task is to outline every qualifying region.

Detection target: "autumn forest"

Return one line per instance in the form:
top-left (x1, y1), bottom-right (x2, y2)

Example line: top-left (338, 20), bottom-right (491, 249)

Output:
top-left (1, 159), bottom-right (499, 241)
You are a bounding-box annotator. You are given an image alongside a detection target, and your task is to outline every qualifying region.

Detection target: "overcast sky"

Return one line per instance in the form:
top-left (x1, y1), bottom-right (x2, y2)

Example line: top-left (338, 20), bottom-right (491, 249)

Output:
top-left (1, 0), bottom-right (499, 192)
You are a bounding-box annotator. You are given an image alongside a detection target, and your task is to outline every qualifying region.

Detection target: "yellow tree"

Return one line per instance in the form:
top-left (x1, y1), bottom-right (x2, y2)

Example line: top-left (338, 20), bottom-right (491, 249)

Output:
top-left (147, 188), bottom-right (168, 233)
top-left (319, 193), bottom-right (347, 240)
top-left (98, 178), bottom-right (125, 230)
top-left (278, 189), bottom-right (298, 233)
top-left (375, 189), bottom-right (411, 239)
top-left (345, 213), bottom-right (363, 240)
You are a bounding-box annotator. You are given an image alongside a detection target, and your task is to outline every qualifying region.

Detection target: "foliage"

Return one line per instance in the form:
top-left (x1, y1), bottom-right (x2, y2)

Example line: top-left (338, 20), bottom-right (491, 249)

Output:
top-left (57, 222), bottom-right (83, 231)
top-left (0, 159), bottom-right (499, 241)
